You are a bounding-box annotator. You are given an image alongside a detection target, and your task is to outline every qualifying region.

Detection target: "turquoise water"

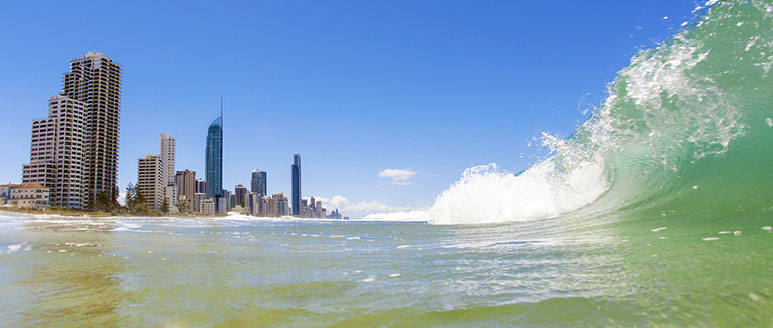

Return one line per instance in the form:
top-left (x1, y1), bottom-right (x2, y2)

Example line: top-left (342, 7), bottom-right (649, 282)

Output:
top-left (1, 0), bottom-right (772, 326)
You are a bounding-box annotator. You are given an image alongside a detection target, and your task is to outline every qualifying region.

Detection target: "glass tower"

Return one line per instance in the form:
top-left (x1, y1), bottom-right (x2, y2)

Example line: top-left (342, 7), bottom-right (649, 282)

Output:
top-left (291, 154), bottom-right (302, 216)
top-left (251, 170), bottom-right (267, 196)
top-left (205, 116), bottom-right (222, 198)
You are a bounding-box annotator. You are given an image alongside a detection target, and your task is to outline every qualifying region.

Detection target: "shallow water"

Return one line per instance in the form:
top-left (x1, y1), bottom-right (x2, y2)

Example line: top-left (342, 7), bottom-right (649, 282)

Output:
top-left (0, 212), bottom-right (770, 327)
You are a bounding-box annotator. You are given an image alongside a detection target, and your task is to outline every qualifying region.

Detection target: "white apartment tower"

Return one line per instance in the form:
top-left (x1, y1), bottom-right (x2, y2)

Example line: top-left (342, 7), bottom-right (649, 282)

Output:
top-left (160, 134), bottom-right (175, 184)
top-left (22, 95), bottom-right (86, 208)
top-left (160, 133), bottom-right (176, 209)
top-left (62, 52), bottom-right (122, 208)
top-left (137, 155), bottom-right (164, 211)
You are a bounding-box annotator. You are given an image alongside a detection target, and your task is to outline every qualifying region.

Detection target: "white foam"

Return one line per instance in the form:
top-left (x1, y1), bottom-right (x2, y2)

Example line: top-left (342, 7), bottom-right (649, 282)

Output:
top-left (762, 226), bottom-right (772, 231)
top-left (362, 277), bottom-right (376, 282)
top-left (362, 210), bottom-right (430, 222)
top-left (389, 273), bottom-right (401, 278)
top-left (651, 227), bottom-right (667, 232)
top-left (396, 245), bottom-right (411, 249)
top-left (426, 159), bottom-right (609, 225)
top-left (6, 243), bottom-right (25, 254)
top-left (703, 237), bottom-right (720, 241)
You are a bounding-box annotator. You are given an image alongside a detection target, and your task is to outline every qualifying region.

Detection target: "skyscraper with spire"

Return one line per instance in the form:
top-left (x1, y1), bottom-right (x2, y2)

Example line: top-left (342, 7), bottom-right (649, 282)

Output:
top-left (291, 153), bottom-right (302, 216)
top-left (205, 97), bottom-right (223, 198)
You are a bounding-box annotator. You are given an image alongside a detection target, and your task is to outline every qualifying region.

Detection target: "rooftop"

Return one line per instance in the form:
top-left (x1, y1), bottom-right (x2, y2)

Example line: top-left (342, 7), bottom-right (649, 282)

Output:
top-left (18, 183), bottom-right (47, 190)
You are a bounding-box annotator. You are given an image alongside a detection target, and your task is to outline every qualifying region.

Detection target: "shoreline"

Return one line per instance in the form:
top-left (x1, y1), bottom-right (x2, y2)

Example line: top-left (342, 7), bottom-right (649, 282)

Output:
top-left (0, 207), bottom-right (367, 221)
top-left (0, 207), bottom-right (226, 219)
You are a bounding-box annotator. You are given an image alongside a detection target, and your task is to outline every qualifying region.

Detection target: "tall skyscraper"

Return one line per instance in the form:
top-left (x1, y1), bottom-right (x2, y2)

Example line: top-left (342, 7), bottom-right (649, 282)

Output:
top-left (160, 134), bottom-right (176, 210)
top-left (137, 155), bottom-right (164, 211)
top-left (251, 170), bottom-right (267, 196)
top-left (291, 153), bottom-right (302, 216)
top-left (160, 134), bottom-right (175, 184)
top-left (205, 98), bottom-right (223, 198)
top-left (22, 95), bottom-right (86, 208)
top-left (62, 52), bottom-right (122, 208)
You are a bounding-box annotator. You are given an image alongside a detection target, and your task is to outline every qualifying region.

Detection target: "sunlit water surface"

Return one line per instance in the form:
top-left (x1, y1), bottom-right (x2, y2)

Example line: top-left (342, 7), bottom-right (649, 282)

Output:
top-left (1, 212), bottom-right (770, 327)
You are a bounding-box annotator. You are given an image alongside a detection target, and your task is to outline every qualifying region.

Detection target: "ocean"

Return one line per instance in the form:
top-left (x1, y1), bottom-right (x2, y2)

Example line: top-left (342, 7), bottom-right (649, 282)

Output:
top-left (1, 0), bottom-right (771, 326)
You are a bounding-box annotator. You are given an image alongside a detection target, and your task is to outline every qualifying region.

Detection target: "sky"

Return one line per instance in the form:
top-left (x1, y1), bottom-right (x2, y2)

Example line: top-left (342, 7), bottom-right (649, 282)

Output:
top-left (0, 0), bottom-right (707, 217)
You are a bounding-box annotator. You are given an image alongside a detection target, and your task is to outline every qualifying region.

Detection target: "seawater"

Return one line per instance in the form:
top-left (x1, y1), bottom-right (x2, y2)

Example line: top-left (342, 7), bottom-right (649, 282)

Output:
top-left (1, 0), bottom-right (772, 326)
top-left (0, 213), bottom-right (770, 326)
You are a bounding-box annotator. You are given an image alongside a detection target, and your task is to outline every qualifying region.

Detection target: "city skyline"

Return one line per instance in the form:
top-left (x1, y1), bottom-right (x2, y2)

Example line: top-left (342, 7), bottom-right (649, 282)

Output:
top-left (0, 1), bottom-right (703, 218)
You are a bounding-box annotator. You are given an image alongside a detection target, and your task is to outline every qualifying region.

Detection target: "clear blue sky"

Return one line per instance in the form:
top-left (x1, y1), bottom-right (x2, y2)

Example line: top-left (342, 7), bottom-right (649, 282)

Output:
top-left (0, 0), bottom-right (704, 216)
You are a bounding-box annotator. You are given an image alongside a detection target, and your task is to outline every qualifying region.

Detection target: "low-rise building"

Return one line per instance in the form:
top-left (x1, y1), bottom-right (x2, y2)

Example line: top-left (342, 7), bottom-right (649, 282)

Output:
top-left (231, 205), bottom-right (249, 215)
top-left (193, 192), bottom-right (208, 213)
top-left (200, 198), bottom-right (215, 215)
top-left (8, 184), bottom-right (50, 209)
top-left (0, 184), bottom-right (22, 205)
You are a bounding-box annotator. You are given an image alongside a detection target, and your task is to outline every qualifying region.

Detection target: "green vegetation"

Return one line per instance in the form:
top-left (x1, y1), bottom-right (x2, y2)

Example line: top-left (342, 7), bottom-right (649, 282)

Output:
top-left (0, 183), bottom-right (224, 218)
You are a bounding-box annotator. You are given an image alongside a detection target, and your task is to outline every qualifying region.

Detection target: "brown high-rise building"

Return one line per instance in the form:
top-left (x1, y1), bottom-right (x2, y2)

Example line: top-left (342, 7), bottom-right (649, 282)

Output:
top-left (137, 155), bottom-right (164, 211)
top-left (175, 169), bottom-right (197, 212)
top-left (61, 52), bottom-right (122, 207)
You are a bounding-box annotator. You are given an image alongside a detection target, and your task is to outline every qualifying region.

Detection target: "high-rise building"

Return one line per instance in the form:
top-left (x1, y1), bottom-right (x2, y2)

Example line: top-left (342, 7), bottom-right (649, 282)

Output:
top-left (259, 196), bottom-right (269, 216)
top-left (164, 182), bottom-right (177, 213)
top-left (22, 95), bottom-right (86, 208)
top-left (62, 52), bottom-right (122, 208)
top-left (272, 192), bottom-right (289, 216)
top-left (251, 170), bottom-right (267, 196)
top-left (267, 197), bottom-right (278, 217)
top-left (234, 184), bottom-right (248, 207)
top-left (137, 155), bottom-right (164, 211)
top-left (218, 189), bottom-right (230, 213)
top-left (247, 192), bottom-right (259, 216)
top-left (160, 134), bottom-right (175, 184)
top-left (196, 178), bottom-right (208, 195)
top-left (160, 134), bottom-right (176, 210)
top-left (315, 200), bottom-right (323, 218)
top-left (291, 154), bottom-right (302, 216)
top-left (205, 108), bottom-right (223, 198)
top-left (175, 169), bottom-right (196, 212)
